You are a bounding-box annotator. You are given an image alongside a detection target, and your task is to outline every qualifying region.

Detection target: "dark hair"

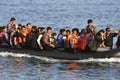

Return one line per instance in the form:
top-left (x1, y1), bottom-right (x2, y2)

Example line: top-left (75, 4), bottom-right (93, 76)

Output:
top-left (18, 24), bottom-right (22, 27)
top-left (32, 26), bottom-right (37, 30)
top-left (97, 29), bottom-right (104, 35)
top-left (10, 17), bottom-right (16, 21)
top-left (88, 19), bottom-right (93, 24)
top-left (40, 27), bottom-right (45, 31)
top-left (106, 27), bottom-right (110, 31)
top-left (66, 30), bottom-right (71, 34)
top-left (52, 33), bottom-right (57, 36)
top-left (72, 28), bottom-right (79, 34)
top-left (47, 27), bottom-right (52, 31)
top-left (60, 29), bottom-right (66, 34)
top-left (22, 25), bottom-right (25, 28)
top-left (81, 28), bottom-right (86, 34)
top-left (26, 23), bottom-right (31, 26)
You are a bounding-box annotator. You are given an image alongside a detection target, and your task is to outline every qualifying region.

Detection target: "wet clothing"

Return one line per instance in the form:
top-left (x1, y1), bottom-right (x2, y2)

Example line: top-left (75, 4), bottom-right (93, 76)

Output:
top-left (105, 33), bottom-right (117, 49)
top-left (116, 36), bottom-right (120, 48)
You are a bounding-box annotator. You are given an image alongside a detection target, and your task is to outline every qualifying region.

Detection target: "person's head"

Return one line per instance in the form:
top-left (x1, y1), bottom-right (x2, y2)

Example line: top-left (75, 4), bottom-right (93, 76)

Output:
top-left (26, 23), bottom-right (31, 26)
top-left (52, 33), bottom-right (57, 39)
top-left (21, 26), bottom-right (26, 33)
top-left (98, 29), bottom-right (105, 36)
top-left (72, 28), bottom-right (79, 35)
top-left (118, 31), bottom-right (120, 36)
top-left (10, 17), bottom-right (16, 24)
top-left (88, 19), bottom-right (93, 26)
top-left (47, 27), bottom-right (52, 34)
top-left (39, 27), bottom-right (45, 34)
top-left (66, 30), bottom-right (71, 35)
top-left (3, 26), bottom-right (7, 33)
top-left (106, 27), bottom-right (111, 34)
top-left (17, 24), bottom-right (22, 30)
top-left (80, 28), bottom-right (86, 34)
top-left (26, 23), bottom-right (32, 30)
top-left (60, 29), bottom-right (66, 35)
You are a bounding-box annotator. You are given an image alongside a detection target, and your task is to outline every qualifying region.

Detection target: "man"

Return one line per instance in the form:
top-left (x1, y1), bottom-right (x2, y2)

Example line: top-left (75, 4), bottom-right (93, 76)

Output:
top-left (0, 27), bottom-right (9, 47)
top-left (6, 17), bottom-right (16, 34)
top-left (6, 17), bottom-right (16, 47)
top-left (86, 19), bottom-right (97, 34)
top-left (43, 27), bottom-right (55, 51)
top-left (26, 23), bottom-right (32, 35)
top-left (104, 27), bottom-right (118, 49)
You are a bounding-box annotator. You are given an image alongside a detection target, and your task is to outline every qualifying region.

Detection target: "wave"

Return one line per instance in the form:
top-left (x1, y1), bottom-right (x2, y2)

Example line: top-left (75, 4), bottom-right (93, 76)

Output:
top-left (0, 52), bottom-right (120, 63)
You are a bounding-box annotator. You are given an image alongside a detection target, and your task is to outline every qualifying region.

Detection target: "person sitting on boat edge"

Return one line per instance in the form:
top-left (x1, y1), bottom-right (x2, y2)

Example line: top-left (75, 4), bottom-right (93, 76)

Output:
top-left (6, 17), bottom-right (16, 48)
top-left (57, 29), bottom-right (66, 51)
top-left (104, 27), bottom-right (118, 49)
top-left (43, 27), bottom-right (56, 51)
top-left (36, 27), bottom-right (46, 50)
top-left (0, 27), bottom-right (9, 47)
top-left (116, 31), bottom-right (120, 48)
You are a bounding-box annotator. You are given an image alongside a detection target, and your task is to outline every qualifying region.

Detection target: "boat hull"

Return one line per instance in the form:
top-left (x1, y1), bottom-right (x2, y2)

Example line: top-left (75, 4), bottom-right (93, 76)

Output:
top-left (0, 48), bottom-right (120, 60)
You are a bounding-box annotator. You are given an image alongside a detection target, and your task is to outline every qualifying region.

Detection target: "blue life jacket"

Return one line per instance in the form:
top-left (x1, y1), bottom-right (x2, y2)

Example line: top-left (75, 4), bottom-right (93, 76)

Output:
top-left (57, 34), bottom-right (65, 48)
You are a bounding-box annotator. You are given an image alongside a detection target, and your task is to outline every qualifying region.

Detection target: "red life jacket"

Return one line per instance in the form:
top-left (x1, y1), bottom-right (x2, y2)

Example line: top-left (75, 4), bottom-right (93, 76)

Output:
top-left (78, 35), bottom-right (89, 51)
top-left (0, 32), bottom-right (5, 43)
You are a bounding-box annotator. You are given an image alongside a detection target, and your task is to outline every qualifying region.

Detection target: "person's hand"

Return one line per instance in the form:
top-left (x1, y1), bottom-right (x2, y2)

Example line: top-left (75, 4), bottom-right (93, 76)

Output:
top-left (50, 44), bottom-right (55, 48)
top-left (39, 46), bottom-right (43, 50)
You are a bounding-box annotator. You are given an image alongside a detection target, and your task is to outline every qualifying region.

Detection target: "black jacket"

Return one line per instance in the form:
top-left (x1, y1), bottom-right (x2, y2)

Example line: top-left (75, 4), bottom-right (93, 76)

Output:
top-left (105, 33), bottom-right (117, 47)
top-left (116, 36), bottom-right (120, 48)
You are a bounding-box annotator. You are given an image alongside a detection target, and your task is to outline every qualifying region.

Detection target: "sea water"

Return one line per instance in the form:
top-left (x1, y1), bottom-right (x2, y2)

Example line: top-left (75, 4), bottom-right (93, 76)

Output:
top-left (0, 0), bottom-right (120, 80)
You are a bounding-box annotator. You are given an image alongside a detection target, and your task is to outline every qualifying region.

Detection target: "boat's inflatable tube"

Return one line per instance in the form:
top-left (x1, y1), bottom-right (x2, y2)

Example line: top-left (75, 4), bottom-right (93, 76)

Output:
top-left (0, 47), bottom-right (120, 60)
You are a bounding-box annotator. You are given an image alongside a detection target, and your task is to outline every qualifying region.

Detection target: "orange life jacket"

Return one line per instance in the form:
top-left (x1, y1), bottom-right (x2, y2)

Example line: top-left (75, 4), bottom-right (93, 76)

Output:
top-left (66, 34), bottom-right (72, 42)
top-left (70, 34), bottom-right (78, 49)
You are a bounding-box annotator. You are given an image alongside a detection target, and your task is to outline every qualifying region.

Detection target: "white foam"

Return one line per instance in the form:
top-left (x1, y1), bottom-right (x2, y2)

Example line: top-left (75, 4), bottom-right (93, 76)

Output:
top-left (0, 52), bottom-right (120, 63)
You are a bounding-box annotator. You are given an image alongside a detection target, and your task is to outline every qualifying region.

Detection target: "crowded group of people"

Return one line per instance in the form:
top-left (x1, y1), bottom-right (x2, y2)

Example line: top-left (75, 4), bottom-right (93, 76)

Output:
top-left (0, 17), bottom-right (120, 52)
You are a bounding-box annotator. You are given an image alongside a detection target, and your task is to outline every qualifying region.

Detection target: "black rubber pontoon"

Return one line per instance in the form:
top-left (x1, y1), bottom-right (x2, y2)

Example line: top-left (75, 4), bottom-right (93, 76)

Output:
top-left (0, 47), bottom-right (120, 60)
